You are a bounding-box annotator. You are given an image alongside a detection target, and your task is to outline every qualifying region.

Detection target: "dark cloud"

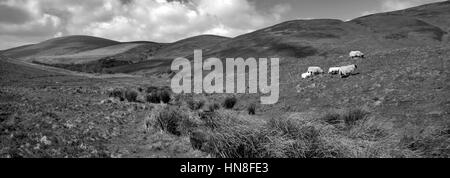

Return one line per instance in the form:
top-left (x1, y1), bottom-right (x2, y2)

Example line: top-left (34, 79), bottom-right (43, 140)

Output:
top-left (119, 0), bottom-right (133, 5)
top-left (0, 4), bottom-right (32, 24)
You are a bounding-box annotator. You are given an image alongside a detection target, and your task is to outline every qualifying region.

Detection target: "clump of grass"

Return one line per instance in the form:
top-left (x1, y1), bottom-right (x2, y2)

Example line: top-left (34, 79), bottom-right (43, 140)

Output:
top-left (223, 96), bottom-right (237, 109)
top-left (190, 129), bottom-right (211, 150)
top-left (108, 88), bottom-right (125, 101)
top-left (159, 89), bottom-right (172, 104)
top-left (265, 117), bottom-right (347, 158)
top-left (186, 98), bottom-right (205, 111)
top-left (145, 87), bottom-right (172, 104)
top-left (107, 88), bottom-right (138, 102)
top-left (206, 125), bottom-right (268, 158)
top-left (320, 109), bottom-right (369, 129)
top-left (124, 89), bottom-right (138, 102)
top-left (198, 111), bottom-right (221, 129)
top-left (322, 113), bottom-right (342, 125)
top-left (146, 86), bottom-right (159, 93)
top-left (342, 109), bottom-right (369, 127)
top-left (146, 92), bottom-right (160, 103)
top-left (206, 102), bottom-right (221, 112)
top-left (145, 105), bottom-right (192, 136)
top-left (247, 103), bottom-right (257, 115)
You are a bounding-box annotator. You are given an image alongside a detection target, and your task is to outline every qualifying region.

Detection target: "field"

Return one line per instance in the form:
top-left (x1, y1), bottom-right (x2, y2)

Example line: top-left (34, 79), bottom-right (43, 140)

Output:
top-left (0, 1), bottom-right (449, 158)
top-left (1, 44), bottom-right (448, 158)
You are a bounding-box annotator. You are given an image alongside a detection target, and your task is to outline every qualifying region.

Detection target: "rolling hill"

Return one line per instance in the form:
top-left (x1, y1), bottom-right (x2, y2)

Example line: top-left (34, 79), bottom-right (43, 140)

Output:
top-left (1, 34), bottom-right (230, 74)
top-left (198, 1), bottom-right (449, 60)
top-left (2, 35), bottom-right (121, 60)
top-left (1, 1), bottom-right (449, 75)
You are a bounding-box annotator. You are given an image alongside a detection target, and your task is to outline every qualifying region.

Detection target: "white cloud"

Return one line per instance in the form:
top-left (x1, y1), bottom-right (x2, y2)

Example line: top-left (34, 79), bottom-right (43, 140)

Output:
top-left (380, 0), bottom-right (445, 11)
top-left (361, 10), bottom-right (377, 16)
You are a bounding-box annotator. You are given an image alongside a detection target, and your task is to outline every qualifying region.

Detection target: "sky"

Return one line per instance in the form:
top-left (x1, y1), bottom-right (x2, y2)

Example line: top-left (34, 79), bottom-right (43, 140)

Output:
top-left (0, 0), bottom-right (446, 50)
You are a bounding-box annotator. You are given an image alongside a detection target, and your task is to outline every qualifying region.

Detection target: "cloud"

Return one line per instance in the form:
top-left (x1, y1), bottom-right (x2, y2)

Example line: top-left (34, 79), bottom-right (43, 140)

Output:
top-left (0, 4), bottom-right (33, 24)
top-left (0, 0), bottom-right (291, 49)
top-left (380, 0), bottom-right (445, 11)
top-left (361, 10), bottom-right (377, 16)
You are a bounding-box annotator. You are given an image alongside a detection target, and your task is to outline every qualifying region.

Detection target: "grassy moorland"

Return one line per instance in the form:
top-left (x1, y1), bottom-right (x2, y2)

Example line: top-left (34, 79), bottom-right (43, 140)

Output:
top-left (0, 1), bottom-right (449, 158)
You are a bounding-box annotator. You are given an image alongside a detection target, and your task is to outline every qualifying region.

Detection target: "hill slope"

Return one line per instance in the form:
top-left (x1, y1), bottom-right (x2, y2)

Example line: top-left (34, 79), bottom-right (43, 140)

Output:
top-left (0, 34), bottom-right (230, 73)
top-left (150, 35), bottom-right (230, 60)
top-left (199, 1), bottom-right (449, 60)
top-left (2, 35), bottom-right (121, 60)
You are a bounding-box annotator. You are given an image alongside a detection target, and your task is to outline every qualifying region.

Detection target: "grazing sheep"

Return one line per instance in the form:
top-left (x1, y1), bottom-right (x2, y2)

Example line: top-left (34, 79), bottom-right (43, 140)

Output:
top-left (339, 65), bottom-right (357, 78)
top-left (328, 67), bottom-right (341, 75)
top-left (349, 51), bottom-right (365, 58)
top-left (307, 66), bottom-right (324, 75)
top-left (302, 72), bottom-right (312, 79)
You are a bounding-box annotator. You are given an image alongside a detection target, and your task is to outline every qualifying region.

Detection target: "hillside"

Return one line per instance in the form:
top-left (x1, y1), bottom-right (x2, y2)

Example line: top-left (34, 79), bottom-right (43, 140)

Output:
top-left (150, 35), bottom-right (231, 60)
top-left (2, 35), bottom-right (121, 60)
top-left (0, 34), bottom-right (230, 74)
top-left (199, 1), bottom-right (449, 60)
top-left (386, 0), bottom-right (450, 32)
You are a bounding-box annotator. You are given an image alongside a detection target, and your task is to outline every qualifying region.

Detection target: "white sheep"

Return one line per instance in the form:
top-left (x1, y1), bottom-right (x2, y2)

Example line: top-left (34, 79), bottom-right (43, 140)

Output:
top-left (301, 72), bottom-right (312, 79)
top-left (339, 64), bottom-right (357, 78)
top-left (307, 66), bottom-right (324, 75)
top-left (349, 51), bottom-right (365, 58)
top-left (328, 67), bottom-right (341, 75)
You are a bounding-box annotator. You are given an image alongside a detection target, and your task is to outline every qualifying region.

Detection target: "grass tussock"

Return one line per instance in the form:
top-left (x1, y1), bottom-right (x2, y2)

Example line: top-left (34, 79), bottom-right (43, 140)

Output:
top-left (186, 98), bottom-right (206, 111)
top-left (107, 88), bottom-right (138, 102)
top-left (124, 89), bottom-right (138, 102)
top-left (108, 88), bottom-right (125, 101)
top-left (206, 102), bottom-right (221, 112)
top-left (223, 96), bottom-right (237, 109)
top-left (342, 109), bottom-right (370, 127)
top-left (145, 87), bottom-right (172, 104)
top-left (247, 103), bottom-right (256, 115)
top-left (145, 105), bottom-right (195, 136)
top-left (321, 109), bottom-right (369, 128)
top-left (145, 102), bottom-right (444, 158)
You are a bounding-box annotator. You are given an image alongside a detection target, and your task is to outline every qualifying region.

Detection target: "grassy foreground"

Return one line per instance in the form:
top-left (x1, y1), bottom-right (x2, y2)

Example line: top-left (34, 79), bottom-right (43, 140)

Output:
top-left (144, 94), bottom-right (449, 158)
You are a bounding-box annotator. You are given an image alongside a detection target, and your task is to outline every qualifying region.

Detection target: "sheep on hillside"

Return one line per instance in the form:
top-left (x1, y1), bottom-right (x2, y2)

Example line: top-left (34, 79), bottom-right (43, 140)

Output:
top-left (349, 51), bottom-right (365, 58)
top-left (339, 64), bottom-right (357, 78)
top-left (328, 67), bottom-right (341, 75)
top-left (307, 66), bottom-right (324, 75)
top-left (302, 72), bottom-right (312, 79)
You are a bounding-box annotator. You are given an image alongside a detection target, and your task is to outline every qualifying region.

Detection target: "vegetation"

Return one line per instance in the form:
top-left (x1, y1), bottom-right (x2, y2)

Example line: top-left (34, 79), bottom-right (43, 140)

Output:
top-left (108, 88), bottom-right (125, 101)
top-left (144, 103), bottom-right (448, 158)
top-left (207, 102), bottom-right (221, 112)
top-left (145, 86), bottom-right (172, 104)
top-left (223, 97), bottom-right (237, 109)
top-left (187, 98), bottom-right (206, 110)
top-left (247, 103), bottom-right (257, 115)
top-left (107, 88), bottom-right (138, 102)
top-left (124, 89), bottom-right (138, 102)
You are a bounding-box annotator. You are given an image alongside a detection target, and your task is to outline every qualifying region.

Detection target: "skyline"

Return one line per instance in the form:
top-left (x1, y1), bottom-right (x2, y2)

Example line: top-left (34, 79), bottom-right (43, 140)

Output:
top-left (0, 0), bottom-right (446, 50)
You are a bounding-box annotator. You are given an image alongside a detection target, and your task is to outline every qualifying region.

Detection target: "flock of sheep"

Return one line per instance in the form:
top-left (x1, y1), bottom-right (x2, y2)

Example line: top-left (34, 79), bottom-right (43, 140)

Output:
top-left (301, 51), bottom-right (364, 79)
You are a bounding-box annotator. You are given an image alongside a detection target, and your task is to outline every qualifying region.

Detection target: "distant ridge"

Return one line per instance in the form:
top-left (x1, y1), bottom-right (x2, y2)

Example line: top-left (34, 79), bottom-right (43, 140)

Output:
top-left (1, 1), bottom-right (449, 74)
top-left (2, 35), bottom-right (120, 60)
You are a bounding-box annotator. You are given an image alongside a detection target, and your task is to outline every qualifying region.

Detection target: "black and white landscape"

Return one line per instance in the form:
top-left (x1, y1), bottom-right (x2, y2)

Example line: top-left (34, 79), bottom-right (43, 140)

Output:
top-left (0, 0), bottom-right (449, 158)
